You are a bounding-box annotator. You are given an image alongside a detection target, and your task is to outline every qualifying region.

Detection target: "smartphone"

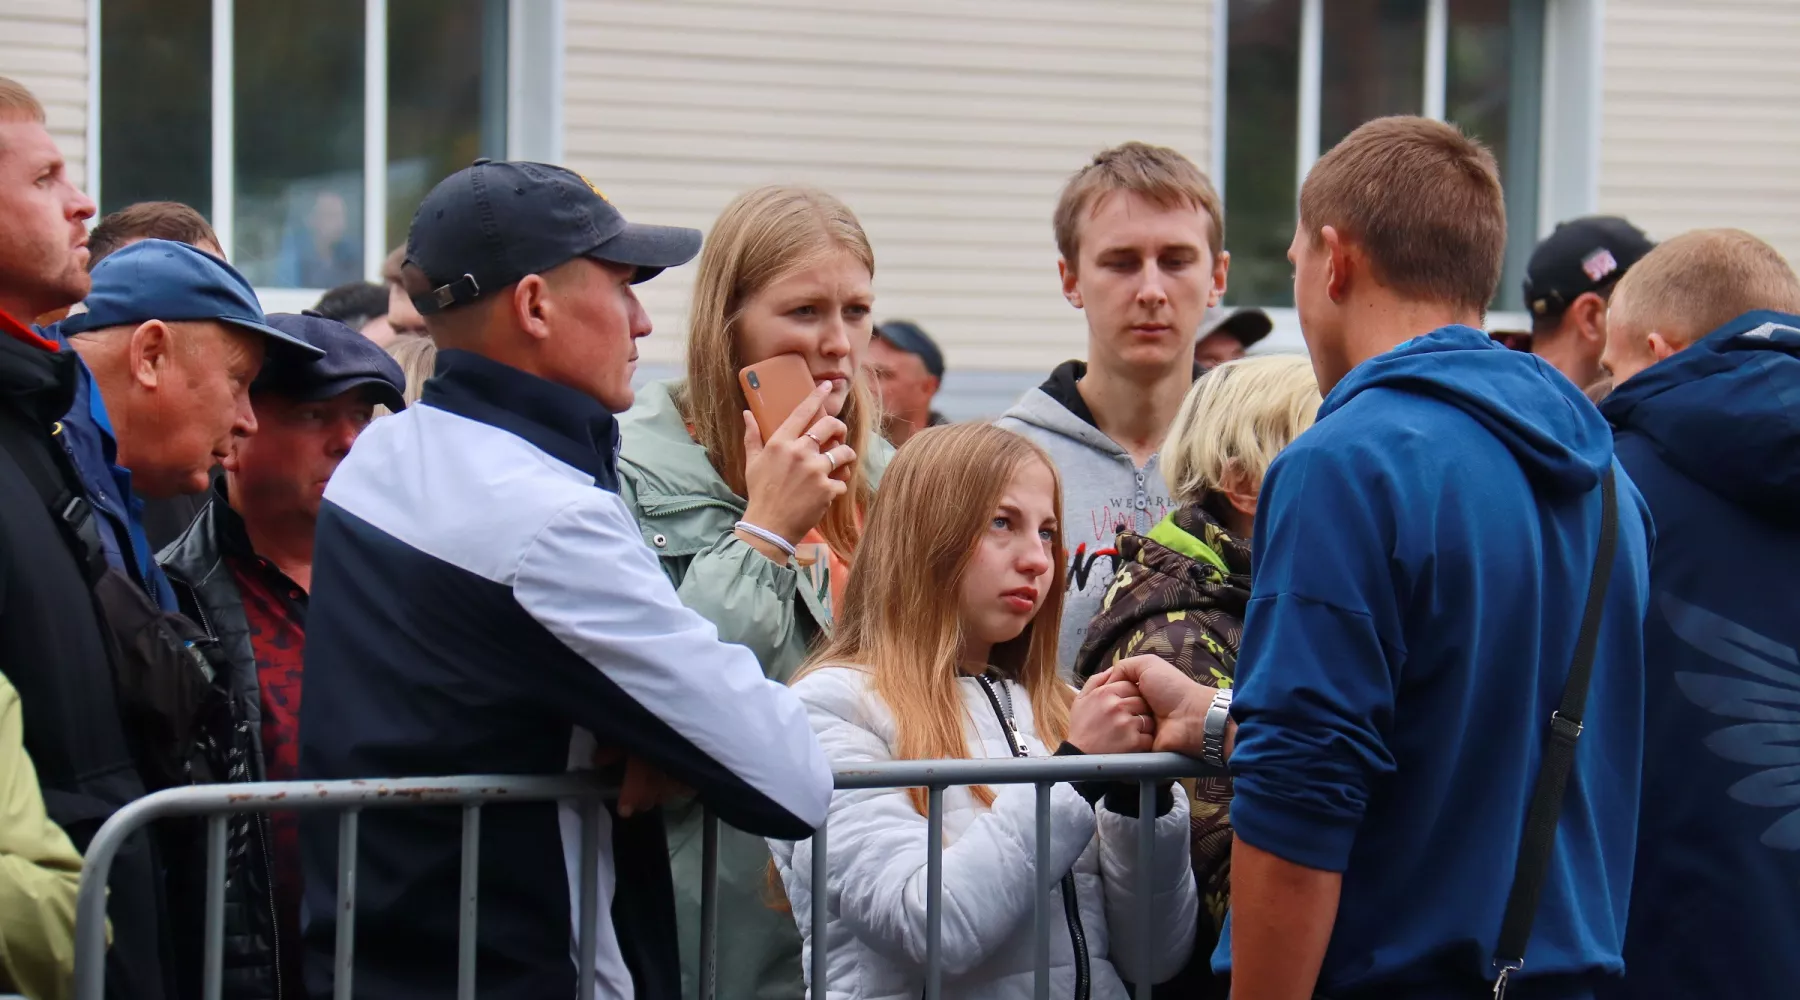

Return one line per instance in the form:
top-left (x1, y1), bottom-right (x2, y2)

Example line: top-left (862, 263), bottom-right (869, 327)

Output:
top-left (739, 353), bottom-right (817, 441)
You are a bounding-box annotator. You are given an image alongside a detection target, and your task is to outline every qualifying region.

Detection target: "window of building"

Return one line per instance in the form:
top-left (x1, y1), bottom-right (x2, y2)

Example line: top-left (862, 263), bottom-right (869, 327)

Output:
top-left (95, 0), bottom-right (519, 296)
top-left (1223, 0), bottom-right (1545, 311)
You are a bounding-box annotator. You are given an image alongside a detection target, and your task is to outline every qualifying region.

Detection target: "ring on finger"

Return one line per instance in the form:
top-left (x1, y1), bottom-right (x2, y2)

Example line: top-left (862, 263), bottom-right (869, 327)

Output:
top-left (1138, 714), bottom-right (1154, 734)
top-left (804, 431), bottom-right (823, 448)
top-left (826, 450), bottom-right (839, 472)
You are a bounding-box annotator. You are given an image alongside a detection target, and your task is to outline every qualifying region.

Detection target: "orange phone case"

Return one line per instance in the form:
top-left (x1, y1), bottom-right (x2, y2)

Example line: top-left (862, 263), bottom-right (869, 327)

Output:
top-left (739, 354), bottom-right (816, 441)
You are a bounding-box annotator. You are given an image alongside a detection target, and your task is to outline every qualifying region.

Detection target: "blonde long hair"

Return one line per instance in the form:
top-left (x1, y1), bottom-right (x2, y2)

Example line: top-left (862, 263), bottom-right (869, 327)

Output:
top-left (796, 423), bottom-right (1072, 813)
top-left (679, 185), bottom-right (878, 555)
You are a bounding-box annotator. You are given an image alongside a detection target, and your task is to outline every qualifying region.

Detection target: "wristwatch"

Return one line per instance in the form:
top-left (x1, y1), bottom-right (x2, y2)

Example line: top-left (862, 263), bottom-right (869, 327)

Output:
top-left (1201, 688), bottom-right (1233, 769)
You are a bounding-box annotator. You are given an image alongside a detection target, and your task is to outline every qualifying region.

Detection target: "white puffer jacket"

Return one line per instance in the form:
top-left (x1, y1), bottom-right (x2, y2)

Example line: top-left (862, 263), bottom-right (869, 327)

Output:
top-left (769, 666), bottom-right (1197, 1000)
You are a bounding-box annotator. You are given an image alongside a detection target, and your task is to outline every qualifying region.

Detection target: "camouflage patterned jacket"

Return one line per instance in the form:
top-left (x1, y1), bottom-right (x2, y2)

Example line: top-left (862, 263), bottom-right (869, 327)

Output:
top-left (1074, 501), bottom-right (1250, 999)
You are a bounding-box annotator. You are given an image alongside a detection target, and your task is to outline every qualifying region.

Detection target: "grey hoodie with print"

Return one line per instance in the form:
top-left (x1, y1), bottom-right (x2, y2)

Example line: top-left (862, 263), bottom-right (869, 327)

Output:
top-left (996, 360), bottom-right (1177, 676)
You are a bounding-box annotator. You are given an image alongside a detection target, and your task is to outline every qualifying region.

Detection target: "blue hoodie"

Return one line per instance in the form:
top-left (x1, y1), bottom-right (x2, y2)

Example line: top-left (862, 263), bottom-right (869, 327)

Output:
top-left (1216, 326), bottom-right (1653, 998)
top-left (1595, 311), bottom-right (1800, 1000)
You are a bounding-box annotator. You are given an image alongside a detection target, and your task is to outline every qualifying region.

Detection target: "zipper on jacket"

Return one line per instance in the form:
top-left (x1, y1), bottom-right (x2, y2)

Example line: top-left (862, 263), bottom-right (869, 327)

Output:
top-left (973, 674), bottom-right (1091, 1000)
top-left (636, 495), bottom-right (743, 519)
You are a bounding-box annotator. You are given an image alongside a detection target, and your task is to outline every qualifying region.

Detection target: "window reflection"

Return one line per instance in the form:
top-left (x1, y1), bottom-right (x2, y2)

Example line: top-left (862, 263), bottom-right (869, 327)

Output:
top-left (1224, 0), bottom-right (1302, 308)
top-left (100, 0), bottom-right (210, 215)
top-left (387, 0), bottom-right (509, 249)
top-left (1320, 0), bottom-right (1427, 152)
top-left (233, 0), bottom-right (365, 287)
top-left (1450, 0), bottom-right (1542, 310)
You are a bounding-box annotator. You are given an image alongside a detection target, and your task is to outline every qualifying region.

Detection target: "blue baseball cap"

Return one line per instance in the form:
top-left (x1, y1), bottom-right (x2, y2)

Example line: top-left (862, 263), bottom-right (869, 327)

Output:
top-left (58, 239), bottom-right (324, 359)
top-left (405, 159), bottom-right (703, 315)
top-left (874, 320), bottom-right (946, 378)
top-left (252, 313), bottom-right (407, 412)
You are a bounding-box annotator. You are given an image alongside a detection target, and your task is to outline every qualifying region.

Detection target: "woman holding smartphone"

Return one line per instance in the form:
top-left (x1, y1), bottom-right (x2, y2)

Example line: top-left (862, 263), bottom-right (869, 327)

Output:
top-left (616, 184), bottom-right (890, 1000)
top-left (769, 423), bottom-right (1197, 999)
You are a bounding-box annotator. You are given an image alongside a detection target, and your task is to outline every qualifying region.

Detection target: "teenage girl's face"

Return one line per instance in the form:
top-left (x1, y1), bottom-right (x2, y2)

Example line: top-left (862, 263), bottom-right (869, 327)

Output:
top-left (957, 459), bottom-right (1059, 664)
top-left (734, 247), bottom-right (874, 418)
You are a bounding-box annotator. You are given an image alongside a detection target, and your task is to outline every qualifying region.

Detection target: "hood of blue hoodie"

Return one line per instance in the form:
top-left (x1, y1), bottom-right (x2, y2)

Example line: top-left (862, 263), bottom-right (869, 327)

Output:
top-left (1320, 325), bottom-right (1613, 496)
top-left (1600, 310), bottom-right (1800, 521)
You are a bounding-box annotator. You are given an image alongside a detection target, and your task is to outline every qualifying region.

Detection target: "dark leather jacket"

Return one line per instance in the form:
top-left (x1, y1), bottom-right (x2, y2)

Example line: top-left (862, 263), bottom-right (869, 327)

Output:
top-left (159, 485), bottom-right (284, 1000)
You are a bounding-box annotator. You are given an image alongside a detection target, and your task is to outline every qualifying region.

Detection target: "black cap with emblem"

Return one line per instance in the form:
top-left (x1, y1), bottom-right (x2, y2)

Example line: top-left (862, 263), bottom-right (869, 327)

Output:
top-left (1522, 216), bottom-right (1656, 319)
top-left (404, 158), bottom-right (703, 315)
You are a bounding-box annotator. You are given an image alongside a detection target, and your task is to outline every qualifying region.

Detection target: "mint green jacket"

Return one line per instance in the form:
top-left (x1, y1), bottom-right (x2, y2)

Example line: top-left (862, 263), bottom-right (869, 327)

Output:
top-left (616, 379), bottom-right (890, 1000)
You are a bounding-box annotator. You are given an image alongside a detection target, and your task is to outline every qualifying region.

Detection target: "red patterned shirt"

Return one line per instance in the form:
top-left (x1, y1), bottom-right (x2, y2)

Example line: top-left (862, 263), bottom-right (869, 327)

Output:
top-left (227, 552), bottom-right (308, 991)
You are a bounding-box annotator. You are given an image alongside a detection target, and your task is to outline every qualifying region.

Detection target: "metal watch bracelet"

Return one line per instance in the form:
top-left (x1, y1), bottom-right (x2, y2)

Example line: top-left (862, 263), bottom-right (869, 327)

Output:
top-left (1201, 688), bottom-right (1233, 769)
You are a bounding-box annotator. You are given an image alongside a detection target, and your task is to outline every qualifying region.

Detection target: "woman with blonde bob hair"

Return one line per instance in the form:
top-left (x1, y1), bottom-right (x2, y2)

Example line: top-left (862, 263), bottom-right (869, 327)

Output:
top-left (616, 185), bottom-right (892, 1000)
top-left (1073, 353), bottom-right (1321, 999)
top-left (770, 423), bottom-right (1197, 1000)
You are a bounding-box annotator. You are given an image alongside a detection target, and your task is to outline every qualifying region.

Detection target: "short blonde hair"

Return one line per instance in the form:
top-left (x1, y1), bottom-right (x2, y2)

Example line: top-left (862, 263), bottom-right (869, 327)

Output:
top-left (1609, 228), bottom-right (1800, 346)
top-left (1162, 355), bottom-right (1322, 506)
top-left (0, 77), bottom-right (44, 124)
top-left (374, 334), bottom-right (436, 418)
top-left (1053, 141), bottom-right (1223, 266)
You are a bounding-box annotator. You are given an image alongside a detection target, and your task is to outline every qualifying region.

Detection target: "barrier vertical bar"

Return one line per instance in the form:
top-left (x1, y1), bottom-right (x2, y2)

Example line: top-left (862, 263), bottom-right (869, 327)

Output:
top-left (202, 815), bottom-right (227, 1000)
top-left (578, 798), bottom-right (602, 999)
top-left (458, 805), bottom-right (481, 1000)
top-left (1033, 782), bottom-right (1051, 1000)
top-left (334, 809), bottom-right (360, 1000)
top-left (810, 816), bottom-right (829, 996)
top-left (924, 785), bottom-right (944, 1000)
top-left (1135, 780), bottom-right (1156, 1000)
top-left (699, 809), bottom-right (720, 1000)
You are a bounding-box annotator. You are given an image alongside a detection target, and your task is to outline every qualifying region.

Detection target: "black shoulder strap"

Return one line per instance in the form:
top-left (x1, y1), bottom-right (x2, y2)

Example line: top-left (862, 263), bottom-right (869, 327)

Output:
top-left (1492, 466), bottom-right (1619, 992)
top-left (0, 409), bottom-right (110, 585)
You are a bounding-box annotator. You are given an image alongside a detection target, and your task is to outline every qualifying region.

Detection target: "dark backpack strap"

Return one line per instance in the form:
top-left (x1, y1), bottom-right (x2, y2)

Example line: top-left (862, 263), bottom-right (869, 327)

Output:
top-left (1492, 467), bottom-right (1619, 993)
top-left (0, 411), bottom-right (108, 584)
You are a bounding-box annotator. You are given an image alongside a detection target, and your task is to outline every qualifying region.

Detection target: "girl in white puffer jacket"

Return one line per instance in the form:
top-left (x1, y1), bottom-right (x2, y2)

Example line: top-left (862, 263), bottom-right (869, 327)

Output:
top-left (768, 424), bottom-right (1198, 1000)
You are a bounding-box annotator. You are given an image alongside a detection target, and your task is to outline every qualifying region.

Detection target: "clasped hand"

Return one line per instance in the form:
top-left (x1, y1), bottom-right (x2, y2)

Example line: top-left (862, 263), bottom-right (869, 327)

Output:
top-left (1068, 654), bottom-right (1221, 757)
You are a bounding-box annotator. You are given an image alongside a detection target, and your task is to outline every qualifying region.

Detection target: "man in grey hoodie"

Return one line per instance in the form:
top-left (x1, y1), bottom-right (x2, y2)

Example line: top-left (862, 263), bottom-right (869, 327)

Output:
top-left (998, 141), bottom-right (1229, 673)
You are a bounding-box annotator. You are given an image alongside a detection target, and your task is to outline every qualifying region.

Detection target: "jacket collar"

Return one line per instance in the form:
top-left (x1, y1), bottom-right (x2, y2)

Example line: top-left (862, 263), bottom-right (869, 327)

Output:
top-left (423, 349), bottom-right (621, 489)
top-left (0, 307), bottom-right (60, 352)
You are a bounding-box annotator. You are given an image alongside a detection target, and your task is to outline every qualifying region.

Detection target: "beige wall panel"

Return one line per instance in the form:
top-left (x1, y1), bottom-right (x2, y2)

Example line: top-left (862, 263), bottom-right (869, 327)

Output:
top-left (563, 0), bottom-right (1217, 371)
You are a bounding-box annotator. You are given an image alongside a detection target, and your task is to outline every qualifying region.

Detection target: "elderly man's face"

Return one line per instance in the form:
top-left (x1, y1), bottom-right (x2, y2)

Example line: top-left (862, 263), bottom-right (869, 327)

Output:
top-left (865, 336), bottom-right (939, 426)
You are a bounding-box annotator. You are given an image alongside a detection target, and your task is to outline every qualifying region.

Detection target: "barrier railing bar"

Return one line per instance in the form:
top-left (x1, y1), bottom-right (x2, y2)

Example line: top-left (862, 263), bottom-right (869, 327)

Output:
top-left (457, 804), bottom-right (481, 1000)
top-left (699, 809), bottom-right (720, 1000)
top-left (332, 809), bottom-right (359, 1000)
top-left (924, 784), bottom-right (945, 1000)
top-left (202, 814), bottom-right (227, 1000)
top-left (1033, 781), bottom-right (1051, 1000)
top-left (809, 813), bottom-right (829, 996)
top-left (577, 798), bottom-right (602, 999)
top-left (1135, 779), bottom-right (1155, 1000)
top-left (72, 758), bottom-right (1212, 1000)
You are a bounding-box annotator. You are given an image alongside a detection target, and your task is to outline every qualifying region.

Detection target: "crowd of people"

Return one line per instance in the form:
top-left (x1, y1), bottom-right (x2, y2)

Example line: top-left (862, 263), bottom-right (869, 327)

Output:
top-left (0, 68), bottom-right (1794, 1000)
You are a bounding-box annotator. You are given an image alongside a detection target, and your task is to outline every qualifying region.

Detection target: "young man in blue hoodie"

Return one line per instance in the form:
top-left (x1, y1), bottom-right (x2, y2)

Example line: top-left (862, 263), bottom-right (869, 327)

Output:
top-left (1595, 228), bottom-right (1800, 1000)
top-left (1111, 116), bottom-right (1653, 999)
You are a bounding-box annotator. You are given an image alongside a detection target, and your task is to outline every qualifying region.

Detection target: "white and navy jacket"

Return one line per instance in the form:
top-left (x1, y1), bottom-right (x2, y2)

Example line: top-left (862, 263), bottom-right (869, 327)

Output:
top-left (296, 351), bottom-right (833, 1000)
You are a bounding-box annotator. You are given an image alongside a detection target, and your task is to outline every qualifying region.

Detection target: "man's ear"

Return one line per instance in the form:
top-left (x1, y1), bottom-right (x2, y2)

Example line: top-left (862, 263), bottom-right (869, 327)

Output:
top-left (128, 320), bottom-right (173, 390)
top-left (1058, 258), bottom-right (1082, 310)
top-left (1208, 250), bottom-right (1231, 309)
top-left (1321, 226), bottom-right (1351, 303)
top-left (1572, 292), bottom-right (1608, 343)
top-left (512, 275), bottom-right (553, 342)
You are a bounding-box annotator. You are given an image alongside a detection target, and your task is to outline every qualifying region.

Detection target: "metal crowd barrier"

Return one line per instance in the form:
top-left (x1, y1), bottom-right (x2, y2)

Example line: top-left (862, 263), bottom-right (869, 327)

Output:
top-left (72, 752), bottom-right (1212, 1000)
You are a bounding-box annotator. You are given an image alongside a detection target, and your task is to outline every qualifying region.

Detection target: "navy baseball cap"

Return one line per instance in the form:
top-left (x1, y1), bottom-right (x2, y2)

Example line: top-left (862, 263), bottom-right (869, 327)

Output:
top-left (252, 313), bottom-right (407, 412)
top-left (405, 159), bottom-right (703, 315)
top-left (58, 239), bottom-right (323, 358)
top-left (874, 320), bottom-right (946, 379)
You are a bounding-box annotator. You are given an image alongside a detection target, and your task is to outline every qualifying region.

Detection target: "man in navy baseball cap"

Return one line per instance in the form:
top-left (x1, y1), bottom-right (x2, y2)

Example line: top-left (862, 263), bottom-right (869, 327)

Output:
top-left (399, 158), bottom-right (702, 413)
top-left (49, 239), bottom-right (323, 610)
